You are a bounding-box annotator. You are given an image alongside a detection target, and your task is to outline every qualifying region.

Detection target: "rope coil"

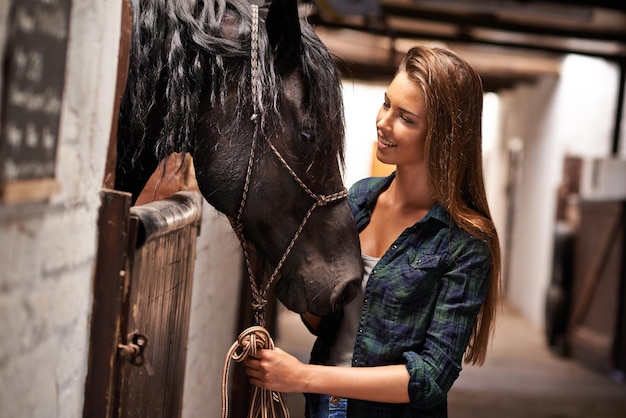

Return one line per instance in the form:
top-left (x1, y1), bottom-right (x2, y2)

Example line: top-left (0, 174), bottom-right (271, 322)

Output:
top-left (221, 326), bottom-right (290, 418)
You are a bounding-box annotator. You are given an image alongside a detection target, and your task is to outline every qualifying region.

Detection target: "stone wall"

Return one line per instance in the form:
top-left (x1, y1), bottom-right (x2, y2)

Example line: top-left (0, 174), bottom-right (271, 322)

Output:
top-left (0, 1), bottom-right (243, 417)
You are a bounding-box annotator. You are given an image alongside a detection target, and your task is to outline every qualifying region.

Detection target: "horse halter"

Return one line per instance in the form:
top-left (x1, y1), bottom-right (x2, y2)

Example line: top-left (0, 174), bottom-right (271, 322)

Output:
top-left (230, 4), bottom-right (348, 327)
top-left (222, 7), bottom-right (348, 418)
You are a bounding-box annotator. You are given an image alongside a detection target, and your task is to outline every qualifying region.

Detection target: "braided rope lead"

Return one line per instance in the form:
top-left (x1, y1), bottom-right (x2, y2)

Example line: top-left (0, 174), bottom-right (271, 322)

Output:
top-left (223, 3), bottom-right (349, 417)
top-left (222, 5), bottom-right (289, 418)
top-left (222, 326), bottom-right (290, 418)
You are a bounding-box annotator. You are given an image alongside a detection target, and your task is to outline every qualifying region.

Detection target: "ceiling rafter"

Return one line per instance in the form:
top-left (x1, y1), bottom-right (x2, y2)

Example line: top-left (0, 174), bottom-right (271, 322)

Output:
top-left (305, 0), bottom-right (626, 90)
top-left (380, 3), bottom-right (626, 45)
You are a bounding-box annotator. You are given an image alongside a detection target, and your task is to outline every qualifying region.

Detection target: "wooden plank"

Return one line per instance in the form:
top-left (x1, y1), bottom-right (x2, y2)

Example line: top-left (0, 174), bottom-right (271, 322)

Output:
top-left (103, 0), bottom-right (132, 189)
top-left (612, 202), bottom-right (626, 377)
top-left (568, 200), bottom-right (624, 372)
top-left (83, 189), bottom-right (133, 418)
top-left (569, 207), bottom-right (623, 328)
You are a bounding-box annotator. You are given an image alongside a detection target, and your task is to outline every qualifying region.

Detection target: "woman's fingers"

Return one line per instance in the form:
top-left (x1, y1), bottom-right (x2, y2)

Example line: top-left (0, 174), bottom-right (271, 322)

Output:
top-left (242, 348), bottom-right (302, 392)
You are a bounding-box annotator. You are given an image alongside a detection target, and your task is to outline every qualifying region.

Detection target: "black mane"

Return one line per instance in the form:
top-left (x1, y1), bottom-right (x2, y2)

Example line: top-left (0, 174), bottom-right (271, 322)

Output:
top-left (118, 0), bottom-right (345, 177)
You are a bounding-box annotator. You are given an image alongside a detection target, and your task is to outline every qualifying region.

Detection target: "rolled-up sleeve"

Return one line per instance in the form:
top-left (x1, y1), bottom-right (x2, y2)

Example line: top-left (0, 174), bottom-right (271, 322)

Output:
top-left (404, 238), bottom-right (491, 409)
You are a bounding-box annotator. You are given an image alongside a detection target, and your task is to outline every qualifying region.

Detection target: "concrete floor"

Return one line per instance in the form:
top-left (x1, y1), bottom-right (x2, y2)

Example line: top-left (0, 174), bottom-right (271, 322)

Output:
top-left (275, 301), bottom-right (626, 418)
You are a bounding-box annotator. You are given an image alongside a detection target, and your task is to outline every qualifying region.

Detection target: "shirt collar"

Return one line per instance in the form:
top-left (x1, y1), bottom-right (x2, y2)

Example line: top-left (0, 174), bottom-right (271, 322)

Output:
top-left (359, 171), bottom-right (450, 227)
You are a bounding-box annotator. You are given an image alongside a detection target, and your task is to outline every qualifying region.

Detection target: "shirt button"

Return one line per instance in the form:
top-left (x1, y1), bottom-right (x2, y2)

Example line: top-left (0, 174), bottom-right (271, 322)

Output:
top-left (358, 328), bottom-right (363, 334)
top-left (372, 269), bottom-right (376, 274)
top-left (330, 396), bottom-right (340, 405)
top-left (392, 244), bottom-right (397, 250)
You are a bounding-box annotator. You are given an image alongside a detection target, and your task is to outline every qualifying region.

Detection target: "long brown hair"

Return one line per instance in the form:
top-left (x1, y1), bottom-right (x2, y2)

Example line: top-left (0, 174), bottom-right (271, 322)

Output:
top-left (399, 45), bottom-right (502, 365)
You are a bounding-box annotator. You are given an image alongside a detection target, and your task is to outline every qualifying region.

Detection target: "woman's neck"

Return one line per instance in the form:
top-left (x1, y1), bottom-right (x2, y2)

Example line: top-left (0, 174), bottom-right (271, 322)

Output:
top-left (388, 165), bottom-right (436, 212)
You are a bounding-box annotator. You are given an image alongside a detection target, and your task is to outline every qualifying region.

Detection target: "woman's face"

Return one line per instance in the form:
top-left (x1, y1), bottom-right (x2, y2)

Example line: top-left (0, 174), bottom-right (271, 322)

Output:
top-left (375, 70), bottom-right (428, 168)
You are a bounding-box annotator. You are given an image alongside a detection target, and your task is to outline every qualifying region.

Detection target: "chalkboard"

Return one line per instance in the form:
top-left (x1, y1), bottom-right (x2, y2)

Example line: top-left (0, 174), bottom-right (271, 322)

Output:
top-left (0, 0), bottom-right (72, 202)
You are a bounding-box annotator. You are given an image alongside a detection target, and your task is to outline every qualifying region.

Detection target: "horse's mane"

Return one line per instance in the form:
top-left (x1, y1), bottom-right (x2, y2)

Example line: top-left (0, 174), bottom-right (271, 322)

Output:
top-left (118, 0), bottom-right (345, 180)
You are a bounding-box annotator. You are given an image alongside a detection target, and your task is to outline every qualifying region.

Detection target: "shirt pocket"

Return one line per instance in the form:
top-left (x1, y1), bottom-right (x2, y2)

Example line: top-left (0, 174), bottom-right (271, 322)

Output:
top-left (388, 249), bottom-right (442, 302)
top-left (373, 251), bottom-right (443, 351)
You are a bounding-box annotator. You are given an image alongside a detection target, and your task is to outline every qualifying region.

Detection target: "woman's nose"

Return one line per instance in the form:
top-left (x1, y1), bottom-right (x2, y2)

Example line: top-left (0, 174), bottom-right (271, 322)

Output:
top-left (376, 109), bottom-right (390, 129)
top-left (376, 118), bottom-right (392, 137)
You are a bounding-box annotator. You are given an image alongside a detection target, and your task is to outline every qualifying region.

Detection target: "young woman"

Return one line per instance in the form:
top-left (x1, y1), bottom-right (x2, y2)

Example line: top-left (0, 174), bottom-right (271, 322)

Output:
top-left (244, 45), bottom-right (502, 418)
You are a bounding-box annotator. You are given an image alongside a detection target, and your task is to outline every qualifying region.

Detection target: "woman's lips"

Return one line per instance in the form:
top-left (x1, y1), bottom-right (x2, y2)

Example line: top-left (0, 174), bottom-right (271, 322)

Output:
top-left (378, 136), bottom-right (397, 148)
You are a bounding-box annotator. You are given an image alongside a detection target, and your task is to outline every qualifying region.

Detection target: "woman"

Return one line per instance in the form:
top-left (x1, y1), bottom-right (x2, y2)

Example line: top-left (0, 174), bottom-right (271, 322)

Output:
top-left (244, 45), bottom-right (502, 418)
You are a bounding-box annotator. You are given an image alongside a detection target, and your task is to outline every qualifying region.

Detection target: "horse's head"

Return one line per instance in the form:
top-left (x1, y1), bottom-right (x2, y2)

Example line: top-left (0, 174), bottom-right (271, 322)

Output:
top-left (193, 0), bottom-right (363, 316)
top-left (118, 0), bottom-right (362, 316)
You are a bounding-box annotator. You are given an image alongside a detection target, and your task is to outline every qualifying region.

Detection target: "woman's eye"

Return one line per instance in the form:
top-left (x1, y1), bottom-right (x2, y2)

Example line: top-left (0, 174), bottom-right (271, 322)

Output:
top-left (382, 101), bottom-right (390, 109)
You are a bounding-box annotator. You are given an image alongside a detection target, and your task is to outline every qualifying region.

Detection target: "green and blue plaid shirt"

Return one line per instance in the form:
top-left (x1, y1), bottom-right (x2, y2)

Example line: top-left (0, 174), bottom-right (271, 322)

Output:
top-left (308, 173), bottom-right (491, 418)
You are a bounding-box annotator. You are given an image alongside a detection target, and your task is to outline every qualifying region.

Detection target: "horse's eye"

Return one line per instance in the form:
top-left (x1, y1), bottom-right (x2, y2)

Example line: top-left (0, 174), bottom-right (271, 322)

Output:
top-left (299, 129), bottom-right (315, 142)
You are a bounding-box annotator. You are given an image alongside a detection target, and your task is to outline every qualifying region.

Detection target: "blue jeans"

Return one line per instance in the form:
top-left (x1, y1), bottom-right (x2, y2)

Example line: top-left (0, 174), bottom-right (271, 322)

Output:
top-left (305, 393), bottom-right (347, 418)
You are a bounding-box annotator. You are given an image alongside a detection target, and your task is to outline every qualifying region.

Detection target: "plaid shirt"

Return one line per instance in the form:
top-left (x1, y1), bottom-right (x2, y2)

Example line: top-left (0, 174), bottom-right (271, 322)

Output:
top-left (308, 173), bottom-right (491, 418)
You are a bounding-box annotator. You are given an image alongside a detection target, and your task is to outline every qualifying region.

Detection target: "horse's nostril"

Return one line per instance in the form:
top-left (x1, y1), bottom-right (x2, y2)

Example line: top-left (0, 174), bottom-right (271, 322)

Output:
top-left (330, 275), bottom-right (361, 310)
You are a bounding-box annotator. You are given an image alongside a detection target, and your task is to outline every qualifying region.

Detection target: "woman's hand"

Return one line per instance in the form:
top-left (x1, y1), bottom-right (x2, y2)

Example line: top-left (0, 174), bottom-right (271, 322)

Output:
top-left (243, 347), bottom-right (308, 393)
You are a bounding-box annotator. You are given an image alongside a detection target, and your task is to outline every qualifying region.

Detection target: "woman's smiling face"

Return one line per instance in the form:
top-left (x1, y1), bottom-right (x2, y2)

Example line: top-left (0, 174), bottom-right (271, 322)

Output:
top-left (375, 70), bottom-right (429, 168)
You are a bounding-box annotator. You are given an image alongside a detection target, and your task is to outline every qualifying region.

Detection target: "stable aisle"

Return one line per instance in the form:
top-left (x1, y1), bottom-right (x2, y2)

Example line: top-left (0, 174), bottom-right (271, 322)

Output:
top-left (276, 301), bottom-right (626, 418)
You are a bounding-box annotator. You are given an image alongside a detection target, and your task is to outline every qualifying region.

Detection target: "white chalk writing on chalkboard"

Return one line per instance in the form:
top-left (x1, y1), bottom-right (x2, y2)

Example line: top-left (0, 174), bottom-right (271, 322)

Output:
top-left (6, 123), bottom-right (23, 148)
top-left (4, 159), bottom-right (56, 179)
top-left (13, 48), bottom-right (44, 83)
top-left (4, 120), bottom-right (57, 151)
top-left (8, 84), bottom-right (62, 114)
top-left (16, 2), bottom-right (68, 40)
top-left (1, 0), bottom-right (71, 185)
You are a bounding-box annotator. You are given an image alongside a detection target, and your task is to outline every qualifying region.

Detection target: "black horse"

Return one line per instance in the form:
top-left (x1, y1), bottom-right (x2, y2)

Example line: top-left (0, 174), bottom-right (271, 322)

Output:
top-left (115, 0), bottom-right (362, 316)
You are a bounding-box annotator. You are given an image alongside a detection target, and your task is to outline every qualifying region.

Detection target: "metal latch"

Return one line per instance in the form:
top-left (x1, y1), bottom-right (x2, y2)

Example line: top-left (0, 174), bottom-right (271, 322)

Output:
top-left (117, 332), bottom-right (148, 366)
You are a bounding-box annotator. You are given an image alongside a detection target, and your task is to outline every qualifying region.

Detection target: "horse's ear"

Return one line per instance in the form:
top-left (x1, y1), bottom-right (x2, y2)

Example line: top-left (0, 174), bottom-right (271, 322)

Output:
top-left (266, 0), bottom-right (302, 73)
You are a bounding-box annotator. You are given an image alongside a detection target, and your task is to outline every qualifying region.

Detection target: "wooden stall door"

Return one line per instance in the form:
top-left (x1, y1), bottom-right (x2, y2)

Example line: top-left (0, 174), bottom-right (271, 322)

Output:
top-left (117, 191), bottom-right (203, 417)
top-left (84, 191), bottom-right (203, 418)
top-left (568, 200), bottom-right (625, 374)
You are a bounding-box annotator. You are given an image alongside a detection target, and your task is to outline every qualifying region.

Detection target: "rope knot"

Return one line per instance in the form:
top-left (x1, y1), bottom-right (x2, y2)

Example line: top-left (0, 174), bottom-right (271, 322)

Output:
top-left (234, 326), bottom-right (272, 360)
top-left (317, 195), bottom-right (329, 206)
top-left (222, 325), bottom-right (290, 418)
top-left (251, 299), bottom-right (267, 312)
